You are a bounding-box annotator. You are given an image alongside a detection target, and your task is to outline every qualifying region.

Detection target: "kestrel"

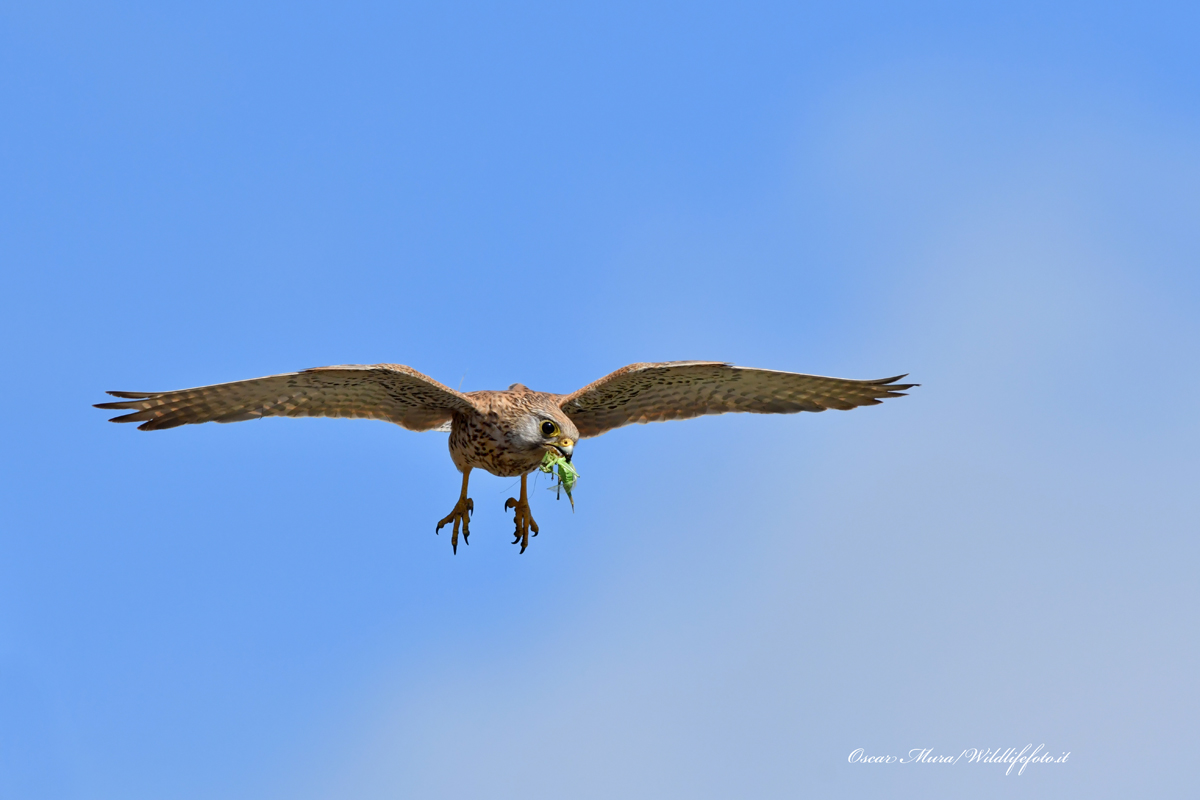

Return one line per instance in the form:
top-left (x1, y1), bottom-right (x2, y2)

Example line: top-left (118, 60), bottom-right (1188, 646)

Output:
top-left (95, 361), bottom-right (915, 553)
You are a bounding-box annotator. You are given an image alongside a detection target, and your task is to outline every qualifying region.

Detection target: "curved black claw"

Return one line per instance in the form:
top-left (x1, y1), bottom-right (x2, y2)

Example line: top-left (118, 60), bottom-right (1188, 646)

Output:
top-left (505, 496), bottom-right (539, 554)
top-left (505, 497), bottom-right (518, 545)
top-left (436, 497), bottom-right (474, 554)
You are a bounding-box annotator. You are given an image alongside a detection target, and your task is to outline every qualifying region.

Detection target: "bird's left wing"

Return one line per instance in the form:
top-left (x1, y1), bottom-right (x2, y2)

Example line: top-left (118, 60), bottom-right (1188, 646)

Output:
top-left (558, 361), bottom-right (916, 438)
top-left (95, 363), bottom-right (478, 432)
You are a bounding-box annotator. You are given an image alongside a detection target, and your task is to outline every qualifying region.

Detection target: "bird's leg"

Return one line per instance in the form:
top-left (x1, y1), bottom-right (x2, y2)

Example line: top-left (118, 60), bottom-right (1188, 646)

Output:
top-left (436, 468), bottom-right (474, 554)
top-left (505, 472), bottom-right (539, 554)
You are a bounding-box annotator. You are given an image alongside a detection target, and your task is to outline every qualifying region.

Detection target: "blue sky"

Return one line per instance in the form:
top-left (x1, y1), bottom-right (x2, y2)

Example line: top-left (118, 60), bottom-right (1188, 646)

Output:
top-left (2, 2), bottom-right (1198, 798)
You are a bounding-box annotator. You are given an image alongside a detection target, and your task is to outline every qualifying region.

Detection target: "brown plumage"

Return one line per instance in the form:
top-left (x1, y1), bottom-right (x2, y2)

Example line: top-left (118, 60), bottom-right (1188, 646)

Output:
top-left (96, 361), bottom-right (916, 553)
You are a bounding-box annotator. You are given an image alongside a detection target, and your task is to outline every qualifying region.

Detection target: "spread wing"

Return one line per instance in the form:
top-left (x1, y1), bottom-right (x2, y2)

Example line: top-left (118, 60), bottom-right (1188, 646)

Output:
top-left (95, 363), bottom-right (478, 432)
top-left (558, 361), bottom-right (916, 438)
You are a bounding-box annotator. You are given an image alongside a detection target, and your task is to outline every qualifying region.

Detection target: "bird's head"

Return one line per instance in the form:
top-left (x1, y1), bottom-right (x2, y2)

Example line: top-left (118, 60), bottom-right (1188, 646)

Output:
top-left (513, 405), bottom-right (578, 463)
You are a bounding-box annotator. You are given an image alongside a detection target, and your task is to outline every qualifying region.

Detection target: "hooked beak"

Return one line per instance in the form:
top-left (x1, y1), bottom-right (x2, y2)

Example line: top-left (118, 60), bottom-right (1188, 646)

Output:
top-left (552, 438), bottom-right (574, 463)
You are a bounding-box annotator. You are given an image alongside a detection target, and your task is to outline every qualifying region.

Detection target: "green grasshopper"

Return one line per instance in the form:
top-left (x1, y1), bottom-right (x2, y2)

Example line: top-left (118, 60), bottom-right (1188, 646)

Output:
top-left (540, 451), bottom-right (579, 510)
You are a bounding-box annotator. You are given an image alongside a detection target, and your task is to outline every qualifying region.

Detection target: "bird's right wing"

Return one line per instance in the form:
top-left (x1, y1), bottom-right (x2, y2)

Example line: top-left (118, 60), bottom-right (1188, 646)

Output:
top-left (95, 363), bottom-right (478, 432)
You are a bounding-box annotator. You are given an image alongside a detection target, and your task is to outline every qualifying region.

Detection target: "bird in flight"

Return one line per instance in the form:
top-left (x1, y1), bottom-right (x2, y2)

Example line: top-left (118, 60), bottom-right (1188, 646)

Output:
top-left (95, 361), bottom-right (915, 553)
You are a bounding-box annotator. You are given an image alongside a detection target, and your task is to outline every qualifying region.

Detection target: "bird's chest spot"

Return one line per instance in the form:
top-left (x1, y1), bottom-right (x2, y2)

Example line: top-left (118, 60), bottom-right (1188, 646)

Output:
top-left (449, 414), bottom-right (531, 476)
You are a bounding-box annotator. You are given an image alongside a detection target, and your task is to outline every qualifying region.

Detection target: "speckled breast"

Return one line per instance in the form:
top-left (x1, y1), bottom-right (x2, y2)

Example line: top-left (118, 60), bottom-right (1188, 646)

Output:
top-left (447, 411), bottom-right (542, 478)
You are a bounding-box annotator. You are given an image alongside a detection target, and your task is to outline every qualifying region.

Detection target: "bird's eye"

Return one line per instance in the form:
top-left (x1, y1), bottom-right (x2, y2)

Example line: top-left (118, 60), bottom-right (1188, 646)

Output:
top-left (540, 420), bottom-right (559, 437)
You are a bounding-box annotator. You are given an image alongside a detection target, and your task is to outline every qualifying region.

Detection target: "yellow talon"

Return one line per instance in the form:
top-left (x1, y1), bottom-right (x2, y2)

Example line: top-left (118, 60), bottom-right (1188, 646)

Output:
top-left (435, 468), bottom-right (473, 554)
top-left (505, 473), bottom-right (539, 553)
